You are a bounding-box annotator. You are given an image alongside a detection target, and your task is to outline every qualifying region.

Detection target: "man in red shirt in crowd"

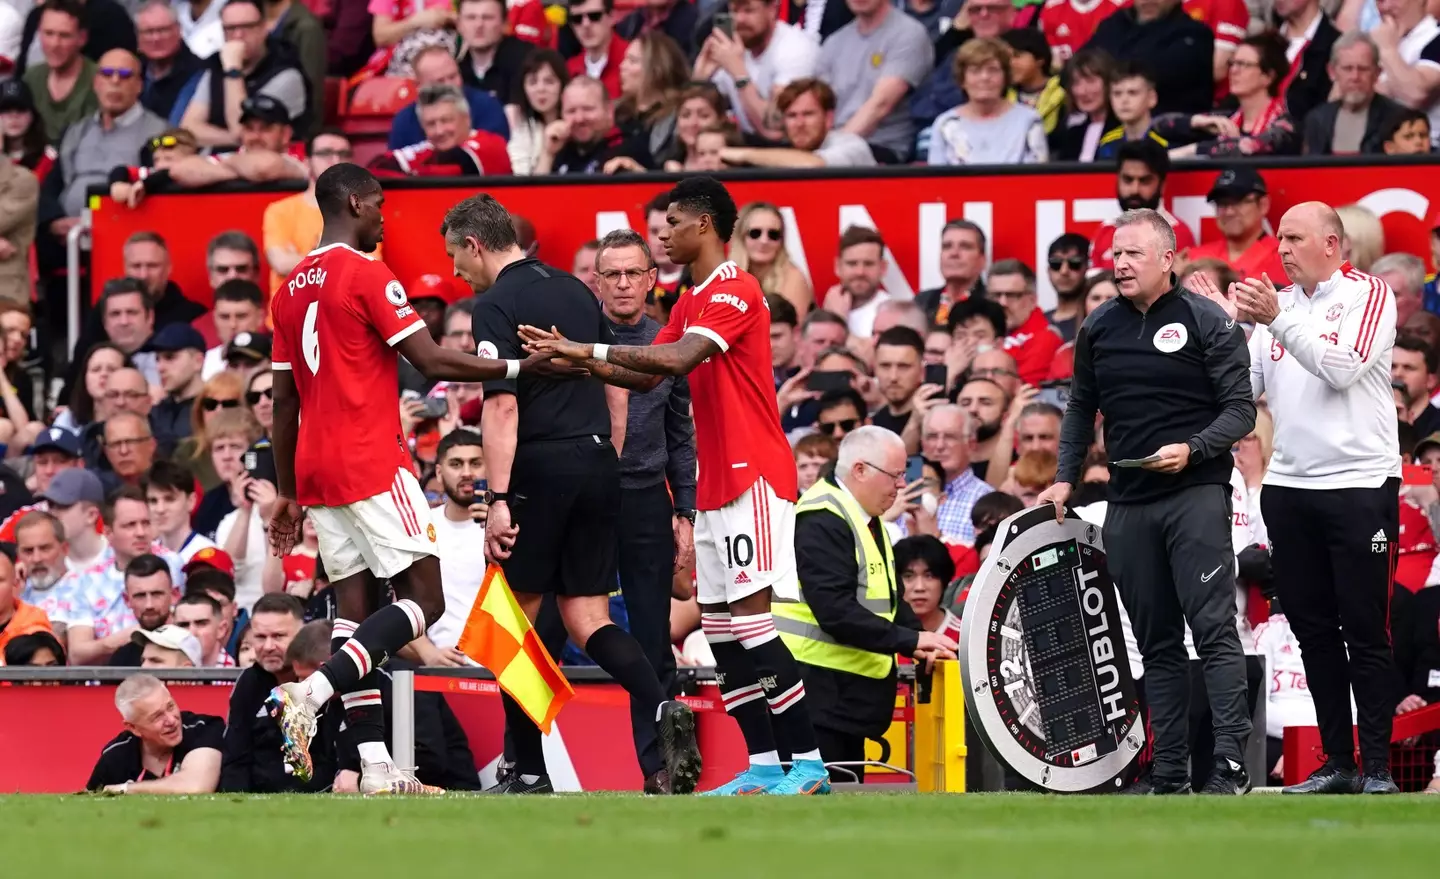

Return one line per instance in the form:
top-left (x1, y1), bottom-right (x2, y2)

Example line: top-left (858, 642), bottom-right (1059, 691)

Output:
top-left (989, 259), bottom-right (1063, 387)
top-left (565, 0), bottom-right (627, 98)
top-left (371, 85), bottom-right (511, 177)
top-left (1182, 167), bottom-right (1289, 285)
top-left (1090, 139), bottom-right (1196, 272)
top-left (1040, 0), bottom-right (1126, 64)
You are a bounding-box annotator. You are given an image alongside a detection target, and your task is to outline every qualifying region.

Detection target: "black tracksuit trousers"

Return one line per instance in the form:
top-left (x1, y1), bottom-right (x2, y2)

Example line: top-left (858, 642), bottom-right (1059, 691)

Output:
top-left (1105, 482), bottom-right (1252, 780)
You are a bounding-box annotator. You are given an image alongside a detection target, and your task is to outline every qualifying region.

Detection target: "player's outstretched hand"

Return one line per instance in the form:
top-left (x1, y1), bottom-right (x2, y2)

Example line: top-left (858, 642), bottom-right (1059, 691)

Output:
top-left (519, 349), bottom-right (589, 378)
top-left (521, 325), bottom-right (592, 362)
top-left (268, 497), bottom-right (303, 557)
top-left (517, 324), bottom-right (558, 345)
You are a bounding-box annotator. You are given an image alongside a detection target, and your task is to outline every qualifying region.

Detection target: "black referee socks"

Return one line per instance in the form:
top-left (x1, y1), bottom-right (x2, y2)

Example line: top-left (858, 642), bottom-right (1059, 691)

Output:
top-left (585, 624), bottom-right (667, 716)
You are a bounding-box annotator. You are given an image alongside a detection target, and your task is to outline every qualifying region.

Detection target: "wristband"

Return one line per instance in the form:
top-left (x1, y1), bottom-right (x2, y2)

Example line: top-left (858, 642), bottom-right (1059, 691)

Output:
top-left (593, 343), bottom-right (610, 362)
top-left (504, 359), bottom-right (519, 380)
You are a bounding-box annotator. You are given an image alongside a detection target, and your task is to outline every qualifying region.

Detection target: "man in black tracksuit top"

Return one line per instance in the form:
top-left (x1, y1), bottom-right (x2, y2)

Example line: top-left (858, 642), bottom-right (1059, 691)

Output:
top-left (1042, 209), bottom-right (1256, 794)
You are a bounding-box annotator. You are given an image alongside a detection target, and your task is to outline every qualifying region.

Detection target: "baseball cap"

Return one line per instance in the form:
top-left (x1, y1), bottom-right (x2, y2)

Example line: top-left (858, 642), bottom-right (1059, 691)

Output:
top-left (132, 625), bottom-right (204, 667)
top-left (409, 273), bottom-right (467, 305)
top-left (40, 468), bottom-right (105, 506)
top-left (143, 323), bottom-right (207, 354)
top-left (1206, 167), bottom-right (1267, 202)
top-left (0, 79), bottom-right (34, 113)
top-left (226, 331), bottom-right (272, 363)
top-left (1416, 431), bottom-right (1440, 459)
top-left (28, 426), bottom-right (82, 458)
top-left (183, 546), bottom-right (236, 578)
top-left (240, 94), bottom-right (291, 126)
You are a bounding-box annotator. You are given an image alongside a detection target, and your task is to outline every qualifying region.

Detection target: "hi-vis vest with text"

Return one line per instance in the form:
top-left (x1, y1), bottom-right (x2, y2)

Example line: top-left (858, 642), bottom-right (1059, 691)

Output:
top-left (773, 480), bottom-right (898, 679)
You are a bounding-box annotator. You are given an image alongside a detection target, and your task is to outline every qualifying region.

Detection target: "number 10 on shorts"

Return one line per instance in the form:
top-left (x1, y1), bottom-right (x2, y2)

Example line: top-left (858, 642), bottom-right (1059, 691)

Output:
top-left (724, 533), bottom-right (755, 569)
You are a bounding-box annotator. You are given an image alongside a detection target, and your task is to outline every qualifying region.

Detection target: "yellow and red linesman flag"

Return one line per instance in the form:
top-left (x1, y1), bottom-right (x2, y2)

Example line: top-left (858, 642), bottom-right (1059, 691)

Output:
top-left (456, 565), bottom-right (574, 733)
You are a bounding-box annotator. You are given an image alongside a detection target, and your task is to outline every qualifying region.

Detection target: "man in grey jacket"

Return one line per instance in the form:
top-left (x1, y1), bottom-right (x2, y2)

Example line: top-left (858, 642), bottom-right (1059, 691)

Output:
top-left (593, 227), bottom-right (698, 794)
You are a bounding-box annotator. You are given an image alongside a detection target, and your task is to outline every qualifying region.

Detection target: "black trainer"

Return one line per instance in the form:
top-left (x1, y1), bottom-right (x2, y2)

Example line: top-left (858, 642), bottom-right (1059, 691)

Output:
top-left (1282, 760), bottom-right (1361, 794)
top-left (485, 773), bottom-right (554, 794)
top-left (643, 769), bottom-right (671, 795)
top-left (1361, 769), bottom-right (1400, 795)
top-left (1199, 757), bottom-right (1251, 795)
top-left (1122, 772), bottom-right (1192, 795)
top-left (658, 700), bottom-right (702, 795)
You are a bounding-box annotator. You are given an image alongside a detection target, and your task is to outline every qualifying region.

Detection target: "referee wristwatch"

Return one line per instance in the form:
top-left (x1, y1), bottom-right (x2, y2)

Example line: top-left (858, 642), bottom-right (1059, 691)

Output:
top-left (675, 508), bottom-right (697, 523)
top-left (1185, 440), bottom-right (1201, 464)
top-left (482, 489), bottom-right (510, 505)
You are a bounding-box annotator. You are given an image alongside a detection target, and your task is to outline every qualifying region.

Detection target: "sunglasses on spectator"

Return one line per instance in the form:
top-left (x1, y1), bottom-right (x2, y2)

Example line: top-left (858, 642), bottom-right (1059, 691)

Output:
top-left (99, 67), bottom-right (137, 80)
top-left (246, 388), bottom-right (273, 405)
top-left (1049, 256), bottom-right (1085, 271)
top-left (202, 397), bottom-right (242, 411)
top-left (817, 419), bottom-right (859, 435)
top-left (748, 228), bottom-right (782, 241)
top-left (573, 10), bottom-right (606, 23)
top-left (150, 134), bottom-right (188, 150)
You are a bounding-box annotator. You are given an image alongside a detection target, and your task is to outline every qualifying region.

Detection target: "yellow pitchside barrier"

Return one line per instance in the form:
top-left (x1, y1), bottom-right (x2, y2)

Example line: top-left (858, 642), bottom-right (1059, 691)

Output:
top-left (915, 660), bottom-right (967, 792)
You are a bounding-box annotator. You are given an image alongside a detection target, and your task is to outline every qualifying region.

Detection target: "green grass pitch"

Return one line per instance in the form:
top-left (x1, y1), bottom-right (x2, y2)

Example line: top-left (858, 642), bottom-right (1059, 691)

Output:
top-left (3, 793), bottom-right (1435, 878)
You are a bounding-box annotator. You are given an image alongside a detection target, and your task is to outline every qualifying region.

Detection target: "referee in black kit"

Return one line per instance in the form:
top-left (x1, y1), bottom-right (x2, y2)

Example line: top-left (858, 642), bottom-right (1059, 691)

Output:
top-left (442, 194), bottom-right (702, 796)
top-left (1037, 208), bottom-right (1257, 795)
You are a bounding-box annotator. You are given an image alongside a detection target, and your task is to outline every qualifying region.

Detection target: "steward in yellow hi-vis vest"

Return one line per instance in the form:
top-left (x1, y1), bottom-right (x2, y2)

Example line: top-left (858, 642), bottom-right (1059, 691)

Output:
top-left (774, 428), bottom-right (954, 779)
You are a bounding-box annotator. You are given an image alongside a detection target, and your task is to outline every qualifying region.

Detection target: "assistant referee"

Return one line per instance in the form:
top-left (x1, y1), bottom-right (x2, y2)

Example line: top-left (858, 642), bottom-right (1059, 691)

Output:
top-left (1226, 201), bottom-right (1401, 795)
top-left (1039, 208), bottom-right (1257, 795)
top-left (443, 194), bottom-right (701, 795)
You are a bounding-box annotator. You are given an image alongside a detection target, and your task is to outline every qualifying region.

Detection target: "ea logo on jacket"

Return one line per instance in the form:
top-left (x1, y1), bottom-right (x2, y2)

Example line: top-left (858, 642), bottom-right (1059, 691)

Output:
top-left (1152, 323), bottom-right (1188, 354)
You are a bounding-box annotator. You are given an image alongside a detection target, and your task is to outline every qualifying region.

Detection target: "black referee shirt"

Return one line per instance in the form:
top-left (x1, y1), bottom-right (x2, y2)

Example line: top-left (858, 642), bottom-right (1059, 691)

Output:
top-left (471, 258), bottom-right (616, 443)
top-left (1057, 282), bottom-right (1255, 504)
top-left (85, 711), bottom-right (224, 791)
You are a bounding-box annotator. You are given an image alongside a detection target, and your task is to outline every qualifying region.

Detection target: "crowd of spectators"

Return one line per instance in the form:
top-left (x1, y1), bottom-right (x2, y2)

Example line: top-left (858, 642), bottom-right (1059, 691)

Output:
top-left (0, 0), bottom-right (1438, 792)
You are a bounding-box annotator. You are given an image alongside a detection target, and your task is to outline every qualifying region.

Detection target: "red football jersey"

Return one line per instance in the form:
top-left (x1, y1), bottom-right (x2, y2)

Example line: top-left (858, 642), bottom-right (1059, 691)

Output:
top-left (1183, 0), bottom-right (1249, 50)
top-left (654, 261), bottom-right (799, 510)
top-left (272, 243), bottom-right (426, 508)
top-left (1041, 0), bottom-right (1124, 64)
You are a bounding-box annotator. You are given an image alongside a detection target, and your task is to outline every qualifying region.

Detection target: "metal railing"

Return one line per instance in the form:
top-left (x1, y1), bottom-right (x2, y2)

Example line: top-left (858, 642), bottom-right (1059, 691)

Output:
top-left (65, 212), bottom-right (91, 357)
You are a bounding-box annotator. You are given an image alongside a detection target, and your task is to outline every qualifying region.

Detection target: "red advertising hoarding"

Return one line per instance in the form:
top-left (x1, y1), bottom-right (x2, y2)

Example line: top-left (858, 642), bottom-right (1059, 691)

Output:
top-left (89, 160), bottom-right (1440, 312)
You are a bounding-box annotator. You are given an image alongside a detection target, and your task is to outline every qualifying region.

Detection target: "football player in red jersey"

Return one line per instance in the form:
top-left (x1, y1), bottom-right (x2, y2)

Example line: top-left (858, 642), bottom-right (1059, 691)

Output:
top-left (263, 164), bottom-right (561, 795)
top-left (523, 177), bottom-right (830, 795)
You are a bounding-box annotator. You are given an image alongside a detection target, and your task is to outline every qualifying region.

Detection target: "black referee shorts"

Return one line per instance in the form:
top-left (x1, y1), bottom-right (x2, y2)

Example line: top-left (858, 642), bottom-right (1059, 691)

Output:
top-left (502, 435), bottom-right (619, 598)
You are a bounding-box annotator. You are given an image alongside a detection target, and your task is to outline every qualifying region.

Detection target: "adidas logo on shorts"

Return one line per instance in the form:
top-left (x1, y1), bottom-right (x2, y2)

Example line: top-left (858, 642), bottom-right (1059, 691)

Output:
top-left (734, 571), bottom-right (752, 585)
top-left (1371, 529), bottom-right (1387, 554)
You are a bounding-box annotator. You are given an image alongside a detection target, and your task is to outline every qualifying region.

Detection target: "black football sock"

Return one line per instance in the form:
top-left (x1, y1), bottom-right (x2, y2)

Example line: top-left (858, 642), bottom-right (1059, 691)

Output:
top-left (703, 613), bottom-right (780, 763)
top-left (583, 624), bottom-right (666, 716)
top-left (501, 691), bottom-right (548, 776)
top-left (312, 600), bottom-right (427, 702)
top-left (734, 613), bottom-right (821, 760)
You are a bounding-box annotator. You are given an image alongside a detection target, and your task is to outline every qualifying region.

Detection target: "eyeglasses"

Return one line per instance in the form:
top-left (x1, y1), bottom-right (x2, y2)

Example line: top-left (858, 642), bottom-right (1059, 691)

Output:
top-left (817, 419), bottom-right (859, 435)
top-left (1048, 256), bottom-right (1085, 271)
top-left (105, 436), bottom-right (153, 450)
top-left (748, 228), bottom-right (782, 242)
top-left (1227, 58), bottom-right (1261, 70)
top-left (222, 20), bottom-right (263, 35)
top-left (311, 148), bottom-right (353, 159)
top-left (202, 397), bottom-right (242, 411)
top-left (862, 460), bottom-right (905, 482)
top-left (98, 67), bottom-right (137, 80)
top-left (598, 268), bottom-right (652, 284)
top-left (246, 388), bottom-right (273, 405)
top-left (573, 10), bottom-right (606, 23)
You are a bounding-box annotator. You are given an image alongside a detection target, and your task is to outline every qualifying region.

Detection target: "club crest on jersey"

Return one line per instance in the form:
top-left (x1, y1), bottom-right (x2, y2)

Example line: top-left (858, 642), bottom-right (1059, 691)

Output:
top-left (385, 280), bottom-right (408, 306)
top-left (476, 341), bottom-right (498, 359)
top-left (1152, 322), bottom-right (1187, 354)
top-left (1326, 303), bottom-right (1344, 322)
top-left (427, 523), bottom-right (437, 543)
